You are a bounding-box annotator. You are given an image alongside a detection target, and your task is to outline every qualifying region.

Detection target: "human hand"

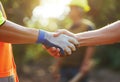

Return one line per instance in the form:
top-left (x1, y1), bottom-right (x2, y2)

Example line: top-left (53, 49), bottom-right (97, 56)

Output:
top-left (42, 29), bottom-right (80, 57)
top-left (43, 29), bottom-right (79, 57)
top-left (43, 46), bottom-right (61, 58)
top-left (54, 29), bottom-right (76, 38)
top-left (37, 30), bottom-right (79, 56)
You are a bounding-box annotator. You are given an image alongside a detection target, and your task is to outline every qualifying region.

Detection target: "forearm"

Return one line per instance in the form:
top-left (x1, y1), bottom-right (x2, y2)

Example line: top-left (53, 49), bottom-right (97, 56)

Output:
top-left (0, 20), bottom-right (39, 44)
top-left (75, 20), bottom-right (120, 46)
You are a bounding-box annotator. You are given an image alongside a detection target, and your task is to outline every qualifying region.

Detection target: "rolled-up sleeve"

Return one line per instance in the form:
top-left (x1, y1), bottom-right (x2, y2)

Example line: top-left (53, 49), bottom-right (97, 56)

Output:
top-left (0, 11), bottom-right (5, 26)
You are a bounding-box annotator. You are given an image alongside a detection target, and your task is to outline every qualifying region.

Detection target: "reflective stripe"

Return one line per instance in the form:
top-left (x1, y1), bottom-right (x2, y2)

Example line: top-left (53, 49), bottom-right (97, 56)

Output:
top-left (0, 11), bottom-right (5, 26)
top-left (0, 76), bottom-right (14, 82)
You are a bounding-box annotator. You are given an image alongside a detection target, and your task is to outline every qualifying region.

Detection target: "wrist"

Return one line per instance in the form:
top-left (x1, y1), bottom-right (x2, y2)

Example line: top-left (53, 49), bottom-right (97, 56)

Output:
top-left (75, 34), bottom-right (80, 42)
top-left (37, 30), bottom-right (46, 43)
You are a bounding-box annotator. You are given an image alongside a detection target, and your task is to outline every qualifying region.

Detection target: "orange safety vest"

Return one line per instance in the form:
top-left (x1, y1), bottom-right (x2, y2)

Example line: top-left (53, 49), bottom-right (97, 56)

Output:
top-left (0, 2), bottom-right (19, 82)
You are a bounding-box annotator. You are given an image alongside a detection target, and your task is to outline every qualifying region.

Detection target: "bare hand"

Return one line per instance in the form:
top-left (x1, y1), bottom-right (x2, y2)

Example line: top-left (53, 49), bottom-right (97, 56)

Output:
top-left (54, 29), bottom-right (76, 38)
top-left (43, 45), bottom-right (61, 58)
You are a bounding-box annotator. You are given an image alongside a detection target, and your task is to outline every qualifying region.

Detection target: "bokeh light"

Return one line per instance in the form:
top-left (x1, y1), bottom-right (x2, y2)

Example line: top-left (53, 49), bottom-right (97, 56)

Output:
top-left (32, 0), bottom-right (71, 19)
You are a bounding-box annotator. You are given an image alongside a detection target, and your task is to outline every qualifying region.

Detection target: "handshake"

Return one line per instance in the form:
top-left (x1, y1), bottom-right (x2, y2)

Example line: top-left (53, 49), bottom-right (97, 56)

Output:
top-left (37, 29), bottom-right (79, 57)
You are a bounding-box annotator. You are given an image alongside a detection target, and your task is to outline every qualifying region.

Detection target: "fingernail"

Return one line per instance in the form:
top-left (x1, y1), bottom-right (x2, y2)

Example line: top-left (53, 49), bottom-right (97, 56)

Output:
top-left (73, 48), bottom-right (76, 51)
top-left (52, 47), bottom-right (56, 50)
top-left (57, 48), bottom-right (60, 52)
top-left (68, 52), bottom-right (71, 55)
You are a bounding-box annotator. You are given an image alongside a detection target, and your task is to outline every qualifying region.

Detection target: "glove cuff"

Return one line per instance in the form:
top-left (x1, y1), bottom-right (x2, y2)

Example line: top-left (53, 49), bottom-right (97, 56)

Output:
top-left (36, 30), bottom-right (46, 43)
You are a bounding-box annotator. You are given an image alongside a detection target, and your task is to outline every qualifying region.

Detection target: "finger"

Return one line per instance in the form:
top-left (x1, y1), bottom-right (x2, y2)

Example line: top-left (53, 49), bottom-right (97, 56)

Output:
top-left (54, 32), bottom-right (61, 37)
top-left (55, 48), bottom-right (61, 56)
top-left (43, 45), bottom-right (57, 53)
top-left (64, 47), bottom-right (72, 56)
top-left (50, 48), bottom-right (60, 56)
top-left (54, 53), bottom-right (61, 58)
top-left (43, 45), bottom-right (61, 58)
top-left (45, 47), bottom-right (60, 57)
top-left (43, 45), bottom-right (57, 51)
top-left (42, 45), bottom-right (47, 49)
top-left (68, 37), bottom-right (79, 46)
top-left (48, 47), bottom-right (57, 53)
top-left (68, 43), bottom-right (76, 51)
top-left (56, 48), bottom-right (60, 52)
top-left (54, 29), bottom-right (75, 38)
top-left (54, 29), bottom-right (68, 37)
top-left (54, 30), bottom-right (64, 37)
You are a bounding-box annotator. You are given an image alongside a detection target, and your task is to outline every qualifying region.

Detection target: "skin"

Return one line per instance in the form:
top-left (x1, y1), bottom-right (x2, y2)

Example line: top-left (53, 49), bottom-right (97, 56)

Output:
top-left (0, 2), bottom-right (38, 44)
top-left (55, 20), bottom-right (120, 46)
top-left (0, 20), bottom-right (78, 55)
top-left (47, 20), bottom-right (120, 57)
top-left (0, 20), bottom-right (39, 44)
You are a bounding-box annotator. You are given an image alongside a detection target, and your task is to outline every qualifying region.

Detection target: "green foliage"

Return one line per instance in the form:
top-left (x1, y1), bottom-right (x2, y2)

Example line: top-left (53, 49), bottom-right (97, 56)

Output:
top-left (89, 0), bottom-right (120, 28)
top-left (1, 0), bottom-right (39, 24)
top-left (25, 44), bottom-right (50, 62)
top-left (94, 43), bottom-right (120, 70)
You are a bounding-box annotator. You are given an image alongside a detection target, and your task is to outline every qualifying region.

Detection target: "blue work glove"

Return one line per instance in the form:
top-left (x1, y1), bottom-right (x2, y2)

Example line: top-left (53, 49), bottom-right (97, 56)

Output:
top-left (37, 30), bottom-right (78, 56)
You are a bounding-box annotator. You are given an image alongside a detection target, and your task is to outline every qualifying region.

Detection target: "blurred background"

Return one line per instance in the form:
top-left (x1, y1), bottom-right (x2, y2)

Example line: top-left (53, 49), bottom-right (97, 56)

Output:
top-left (1, 0), bottom-right (120, 82)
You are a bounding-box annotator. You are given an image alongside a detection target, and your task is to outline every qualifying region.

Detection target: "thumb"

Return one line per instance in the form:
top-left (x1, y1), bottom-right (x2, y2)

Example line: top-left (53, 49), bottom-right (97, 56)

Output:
top-left (54, 29), bottom-right (66, 37)
top-left (54, 31), bottom-right (62, 37)
top-left (54, 29), bottom-right (74, 37)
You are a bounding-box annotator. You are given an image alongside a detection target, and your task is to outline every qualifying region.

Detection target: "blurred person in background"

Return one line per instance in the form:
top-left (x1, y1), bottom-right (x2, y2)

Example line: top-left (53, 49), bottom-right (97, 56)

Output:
top-left (51, 0), bottom-right (96, 82)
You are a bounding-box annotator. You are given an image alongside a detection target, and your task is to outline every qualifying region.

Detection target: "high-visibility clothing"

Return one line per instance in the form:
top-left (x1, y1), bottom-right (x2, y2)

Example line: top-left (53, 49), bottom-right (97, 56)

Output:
top-left (0, 11), bottom-right (5, 25)
top-left (0, 42), bottom-right (19, 82)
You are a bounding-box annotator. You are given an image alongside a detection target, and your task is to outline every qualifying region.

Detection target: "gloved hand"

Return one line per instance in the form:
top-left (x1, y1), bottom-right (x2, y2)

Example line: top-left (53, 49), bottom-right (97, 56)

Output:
top-left (37, 30), bottom-right (79, 56)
